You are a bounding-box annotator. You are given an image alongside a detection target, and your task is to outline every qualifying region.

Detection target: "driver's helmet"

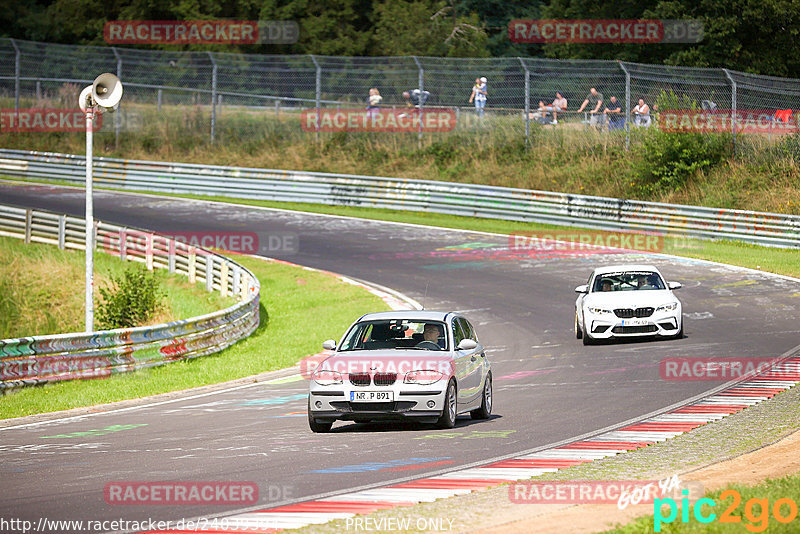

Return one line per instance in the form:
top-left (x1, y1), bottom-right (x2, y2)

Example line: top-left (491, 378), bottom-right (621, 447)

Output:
top-left (599, 278), bottom-right (613, 291)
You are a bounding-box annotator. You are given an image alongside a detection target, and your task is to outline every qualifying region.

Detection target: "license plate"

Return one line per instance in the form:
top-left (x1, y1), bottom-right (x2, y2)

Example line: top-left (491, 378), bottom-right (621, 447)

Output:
top-left (350, 391), bottom-right (394, 402)
top-left (621, 319), bottom-right (648, 326)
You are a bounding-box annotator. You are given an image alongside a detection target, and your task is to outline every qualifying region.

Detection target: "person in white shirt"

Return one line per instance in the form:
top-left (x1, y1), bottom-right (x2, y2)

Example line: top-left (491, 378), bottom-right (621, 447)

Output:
top-left (633, 98), bottom-right (651, 127)
top-left (469, 77), bottom-right (488, 117)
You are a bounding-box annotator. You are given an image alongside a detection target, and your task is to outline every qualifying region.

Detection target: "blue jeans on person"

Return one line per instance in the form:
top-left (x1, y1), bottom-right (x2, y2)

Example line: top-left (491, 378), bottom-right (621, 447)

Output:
top-left (475, 99), bottom-right (485, 117)
top-left (609, 116), bottom-right (625, 131)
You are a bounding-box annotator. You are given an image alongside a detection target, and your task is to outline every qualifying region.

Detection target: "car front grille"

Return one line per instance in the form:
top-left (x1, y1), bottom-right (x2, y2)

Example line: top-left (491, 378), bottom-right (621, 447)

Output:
top-left (614, 307), bottom-right (654, 318)
top-left (612, 325), bottom-right (658, 334)
top-left (329, 401), bottom-right (416, 412)
top-left (349, 373), bottom-right (371, 386)
top-left (373, 373), bottom-right (397, 386)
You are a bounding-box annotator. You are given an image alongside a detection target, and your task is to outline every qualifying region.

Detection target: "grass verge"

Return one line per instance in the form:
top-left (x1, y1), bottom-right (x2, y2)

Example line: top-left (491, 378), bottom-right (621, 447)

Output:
top-left (0, 255), bottom-right (388, 419)
top-left (1, 99), bottom-right (798, 214)
top-left (0, 235), bottom-right (233, 338)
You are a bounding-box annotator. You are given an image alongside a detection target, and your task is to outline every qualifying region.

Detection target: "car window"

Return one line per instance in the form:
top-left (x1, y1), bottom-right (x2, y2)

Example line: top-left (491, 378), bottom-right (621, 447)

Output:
top-left (461, 318), bottom-right (478, 341)
top-left (592, 271), bottom-right (665, 292)
top-left (339, 320), bottom-right (449, 351)
top-left (453, 319), bottom-right (466, 347)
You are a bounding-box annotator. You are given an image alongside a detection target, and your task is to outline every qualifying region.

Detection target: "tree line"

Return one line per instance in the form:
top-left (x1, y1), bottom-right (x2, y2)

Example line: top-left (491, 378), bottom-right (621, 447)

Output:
top-left (3, 0), bottom-right (799, 78)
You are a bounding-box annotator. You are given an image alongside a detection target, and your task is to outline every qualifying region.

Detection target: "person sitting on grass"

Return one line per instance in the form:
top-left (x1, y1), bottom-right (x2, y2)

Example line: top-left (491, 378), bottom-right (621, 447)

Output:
top-left (537, 91), bottom-right (567, 124)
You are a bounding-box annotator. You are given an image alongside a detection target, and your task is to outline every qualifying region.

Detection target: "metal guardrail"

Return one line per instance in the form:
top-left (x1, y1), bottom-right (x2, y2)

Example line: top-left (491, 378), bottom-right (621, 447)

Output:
top-left (0, 202), bottom-right (260, 391)
top-left (0, 148), bottom-right (799, 248)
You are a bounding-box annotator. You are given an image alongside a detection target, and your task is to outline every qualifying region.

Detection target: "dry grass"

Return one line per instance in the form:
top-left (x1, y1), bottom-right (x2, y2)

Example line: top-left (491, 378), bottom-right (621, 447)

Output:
top-left (0, 237), bottom-right (232, 339)
top-left (1, 99), bottom-right (798, 214)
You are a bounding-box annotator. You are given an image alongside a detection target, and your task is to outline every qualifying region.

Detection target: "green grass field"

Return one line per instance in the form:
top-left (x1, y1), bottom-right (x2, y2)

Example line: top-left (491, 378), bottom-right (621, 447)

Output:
top-left (0, 235), bottom-right (234, 338)
top-left (0, 247), bottom-right (388, 419)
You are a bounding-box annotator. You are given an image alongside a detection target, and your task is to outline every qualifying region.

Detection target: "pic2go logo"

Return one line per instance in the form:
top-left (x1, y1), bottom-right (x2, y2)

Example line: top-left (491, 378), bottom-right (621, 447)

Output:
top-left (654, 489), bottom-right (799, 532)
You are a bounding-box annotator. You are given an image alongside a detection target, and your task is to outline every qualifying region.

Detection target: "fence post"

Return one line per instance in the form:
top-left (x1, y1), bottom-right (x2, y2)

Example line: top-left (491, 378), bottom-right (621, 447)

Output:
top-left (206, 256), bottom-right (214, 292)
top-left (58, 215), bottom-right (66, 250)
top-left (310, 55), bottom-right (321, 141)
top-left (112, 47), bottom-right (122, 148)
top-left (619, 61), bottom-right (631, 151)
top-left (518, 57), bottom-right (530, 147)
top-left (412, 56), bottom-right (424, 146)
top-left (157, 88), bottom-right (162, 111)
top-left (24, 209), bottom-right (31, 243)
top-left (723, 69), bottom-right (737, 155)
top-left (11, 39), bottom-right (20, 114)
top-left (208, 52), bottom-right (218, 144)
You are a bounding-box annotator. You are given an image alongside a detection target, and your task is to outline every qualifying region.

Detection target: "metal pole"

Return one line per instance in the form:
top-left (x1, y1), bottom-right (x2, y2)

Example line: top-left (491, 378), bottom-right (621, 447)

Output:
top-left (619, 61), bottom-right (631, 151)
top-left (158, 89), bottom-right (162, 111)
top-left (723, 68), bottom-right (737, 155)
top-left (208, 52), bottom-right (217, 144)
top-left (310, 55), bottom-right (321, 141)
top-left (11, 39), bottom-right (20, 114)
top-left (412, 56), bottom-right (424, 145)
top-left (112, 47), bottom-right (122, 148)
top-left (518, 57), bottom-right (530, 146)
top-left (85, 107), bottom-right (95, 332)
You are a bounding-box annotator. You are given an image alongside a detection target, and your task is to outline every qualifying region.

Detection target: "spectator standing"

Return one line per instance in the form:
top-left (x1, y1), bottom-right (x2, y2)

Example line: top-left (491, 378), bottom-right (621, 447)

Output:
top-left (632, 98), bottom-right (651, 127)
top-left (537, 91), bottom-right (567, 124)
top-left (577, 87), bottom-right (604, 127)
top-left (469, 77), bottom-right (488, 117)
top-left (604, 95), bottom-right (625, 131)
top-left (367, 88), bottom-right (382, 117)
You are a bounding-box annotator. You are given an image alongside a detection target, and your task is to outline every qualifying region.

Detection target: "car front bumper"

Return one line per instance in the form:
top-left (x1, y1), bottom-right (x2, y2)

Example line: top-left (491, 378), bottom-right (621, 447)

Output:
top-left (585, 312), bottom-right (680, 339)
top-left (308, 385), bottom-right (447, 423)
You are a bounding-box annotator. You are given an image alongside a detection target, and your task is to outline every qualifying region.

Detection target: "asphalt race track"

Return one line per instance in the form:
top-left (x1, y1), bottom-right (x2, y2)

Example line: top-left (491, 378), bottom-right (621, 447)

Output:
top-left (3, 182), bottom-right (800, 532)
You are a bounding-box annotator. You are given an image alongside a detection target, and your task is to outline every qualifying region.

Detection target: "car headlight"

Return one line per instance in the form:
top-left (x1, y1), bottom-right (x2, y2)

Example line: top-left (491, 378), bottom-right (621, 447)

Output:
top-left (404, 370), bottom-right (444, 385)
top-left (312, 369), bottom-right (342, 386)
top-left (656, 302), bottom-right (679, 312)
top-left (588, 307), bottom-right (612, 315)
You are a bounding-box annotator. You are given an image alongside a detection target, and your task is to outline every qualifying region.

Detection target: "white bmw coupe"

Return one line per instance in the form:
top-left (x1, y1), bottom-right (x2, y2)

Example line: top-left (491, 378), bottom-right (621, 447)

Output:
top-left (575, 264), bottom-right (683, 345)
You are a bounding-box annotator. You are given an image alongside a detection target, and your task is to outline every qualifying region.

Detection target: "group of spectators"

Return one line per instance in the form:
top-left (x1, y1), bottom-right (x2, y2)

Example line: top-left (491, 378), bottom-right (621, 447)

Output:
top-left (365, 81), bottom-right (653, 130)
top-left (535, 87), bottom-right (652, 129)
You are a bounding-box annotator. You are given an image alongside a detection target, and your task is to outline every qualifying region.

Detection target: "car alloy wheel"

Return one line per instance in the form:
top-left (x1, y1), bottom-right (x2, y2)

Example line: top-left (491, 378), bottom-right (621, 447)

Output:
top-left (471, 372), bottom-right (492, 420)
top-left (436, 380), bottom-right (457, 429)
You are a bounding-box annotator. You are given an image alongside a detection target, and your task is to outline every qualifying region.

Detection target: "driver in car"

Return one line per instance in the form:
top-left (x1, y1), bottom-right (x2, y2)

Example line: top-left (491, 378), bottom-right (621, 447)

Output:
top-left (416, 323), bottom-right (443, 350)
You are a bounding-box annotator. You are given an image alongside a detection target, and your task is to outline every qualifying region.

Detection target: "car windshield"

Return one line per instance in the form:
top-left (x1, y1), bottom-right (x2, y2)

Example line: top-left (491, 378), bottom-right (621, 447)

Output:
top-left (592, 271), bottom-right (665, 292)
top-left (338, 320), bottom-right (448, 351)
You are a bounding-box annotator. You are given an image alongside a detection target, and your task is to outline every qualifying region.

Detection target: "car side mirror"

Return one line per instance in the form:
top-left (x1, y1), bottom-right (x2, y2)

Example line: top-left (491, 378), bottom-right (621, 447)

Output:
top-left (456, 339), bottom-right (478, 351)
top-left (667, 281), bottom-right (682, 290)
top-left (575, 284), bottom-right (589, 294)
top-left (322, 339), bottom-right (337, 350)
